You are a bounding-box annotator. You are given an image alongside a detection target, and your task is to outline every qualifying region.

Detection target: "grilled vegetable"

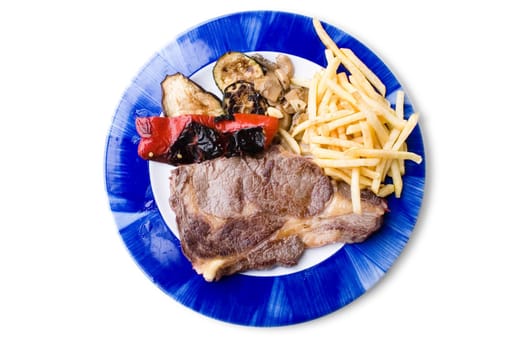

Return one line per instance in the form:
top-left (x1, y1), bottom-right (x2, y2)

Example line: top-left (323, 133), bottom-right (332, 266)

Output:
top-left (161, 73), bottom-right (224, 117)
top-left (136, 113), bottom-right (279, 166)
top-left (222, 81), bottom-right (268, 115)
top-left (213, 52), bottom-right (265, 92)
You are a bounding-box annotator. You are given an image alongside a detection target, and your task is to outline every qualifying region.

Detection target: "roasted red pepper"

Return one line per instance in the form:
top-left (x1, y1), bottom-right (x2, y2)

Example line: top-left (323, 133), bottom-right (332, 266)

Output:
top-left (136, 113), bottom-right (279, 165)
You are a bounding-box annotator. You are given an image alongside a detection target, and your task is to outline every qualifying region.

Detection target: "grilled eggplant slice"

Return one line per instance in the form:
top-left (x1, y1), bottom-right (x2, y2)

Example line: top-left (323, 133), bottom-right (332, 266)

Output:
top-left (222, 81), bottom-right (269, 115)
top-left (213, 52), bottom-right (265, 92)
top-left (161, 73), bottom-right (224, 117)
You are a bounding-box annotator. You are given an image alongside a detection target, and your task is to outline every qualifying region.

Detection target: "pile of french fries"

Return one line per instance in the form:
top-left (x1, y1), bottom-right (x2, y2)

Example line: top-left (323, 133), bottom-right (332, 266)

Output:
top-left (279, 19), bottom-right (422, 214)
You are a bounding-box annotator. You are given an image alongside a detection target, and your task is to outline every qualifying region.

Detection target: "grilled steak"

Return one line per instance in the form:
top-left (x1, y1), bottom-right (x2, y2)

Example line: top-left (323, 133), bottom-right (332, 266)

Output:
top-left (169, 146), bottom-right (388, 281)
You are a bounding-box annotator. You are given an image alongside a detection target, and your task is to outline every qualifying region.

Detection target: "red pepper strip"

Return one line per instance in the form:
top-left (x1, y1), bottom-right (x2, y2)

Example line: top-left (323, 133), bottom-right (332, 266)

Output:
top-left (214, 113), bottom-right (279, 148)
top-left (135, 113), bottom-right (279, 161)
top-left (135, 115), bottom-right (192, 160)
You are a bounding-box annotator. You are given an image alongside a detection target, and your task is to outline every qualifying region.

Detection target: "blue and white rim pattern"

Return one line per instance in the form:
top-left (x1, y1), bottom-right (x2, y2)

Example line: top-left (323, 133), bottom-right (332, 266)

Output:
top-left (104, 10), bottom-right (426, 327)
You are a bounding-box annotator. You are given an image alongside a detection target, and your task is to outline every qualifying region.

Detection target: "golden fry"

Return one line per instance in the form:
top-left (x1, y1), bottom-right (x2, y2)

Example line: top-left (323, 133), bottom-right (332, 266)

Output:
top-left (378, 184), bottom-right (395, 197)
top-left (345, 148), bottom-right (422, 164)
top-left (351, 167), bottom-right (362, 214)
top-left (313, 158), bottom-right (380, 168)
top-left (278, 128), bottom-right (301, 155)
top-left (395, 90), bottom-right (405, 119)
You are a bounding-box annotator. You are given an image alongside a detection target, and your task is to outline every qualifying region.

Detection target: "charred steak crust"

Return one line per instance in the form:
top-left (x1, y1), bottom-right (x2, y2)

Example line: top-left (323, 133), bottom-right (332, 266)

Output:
top-left (169, 146), bottom-right (387, 281)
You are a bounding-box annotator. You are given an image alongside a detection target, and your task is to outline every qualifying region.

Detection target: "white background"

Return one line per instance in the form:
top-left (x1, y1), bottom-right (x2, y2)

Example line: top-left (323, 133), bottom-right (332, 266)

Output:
top-left (1, 1), bottom-right (525, 349)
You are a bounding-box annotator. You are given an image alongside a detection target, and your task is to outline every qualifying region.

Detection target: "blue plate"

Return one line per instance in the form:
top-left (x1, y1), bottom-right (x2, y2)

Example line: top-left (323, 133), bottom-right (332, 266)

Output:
top-left (104, 10), bottom-right (426, 327)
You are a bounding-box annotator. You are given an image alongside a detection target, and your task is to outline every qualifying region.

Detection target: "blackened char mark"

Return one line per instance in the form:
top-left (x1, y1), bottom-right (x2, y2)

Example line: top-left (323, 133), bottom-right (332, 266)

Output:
top-left (223, 81), bottom-right (268, 115)
top-left (213, 114), bottom-right (235, 123)
top-left (170, 122), bottom-right (224, 164)
top-left (195, 123), bottom-right (224, 160)
top-left (226, 127), bottom-right (265, 157)
top-left (169, 122), bottom-right (266, 164)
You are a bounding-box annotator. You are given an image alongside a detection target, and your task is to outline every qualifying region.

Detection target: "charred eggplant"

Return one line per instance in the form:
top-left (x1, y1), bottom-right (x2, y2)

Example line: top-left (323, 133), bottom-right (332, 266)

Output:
top-left (213, 52), bottom-right (265, 92)
top-left (161, 73), bottom-right (224, 117)
top-left (222, 81), bottom-right (268, 115)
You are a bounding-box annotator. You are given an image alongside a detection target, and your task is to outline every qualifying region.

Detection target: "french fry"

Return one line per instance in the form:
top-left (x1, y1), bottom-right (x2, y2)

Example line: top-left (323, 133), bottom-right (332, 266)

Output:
top-left (365, 110), bottom-right (389, 146)
top-left (345, 148), bottom-right (423, 164)
top-left (324, 167), bottom-right (352, 185)
top-left (392, 113), bottom-right (419, 151)
top-left (345, 123), bottom-right (362, 135)
top-left (378, 184), bottom-right (395, 197)
top-left (395, 90), bottom-right (405, 119)
top-left (325, 112), bottom-right (365, 131)
top-left (318, 56), bottom-right (342, 98)
top-left (351, 167), bottom-right (362, 214)
top-left (390, 160), bottom-right (403, 198)
top-left (340, 47), bottom-right (386, 96)
top-left (359, 121), bottom-right (373, 149)
top-left (310, 135), bottom-right (362, 149)
top-left (313, 158), bottom-right (380, 168)
top-left (278, 128), bottom-right (301, 155)
top-left (291, 109), bottom-right (355, 137)
top-left (325, 78), bottom-right (358, 107)
top-left (312, 19), bottom-right (383, 100)
top-left (398, 142), bottom-right (407, 175)
top-left (307, 72), bottom-right (320, 120)
top-left (359, 167), bottom-right (380, 181)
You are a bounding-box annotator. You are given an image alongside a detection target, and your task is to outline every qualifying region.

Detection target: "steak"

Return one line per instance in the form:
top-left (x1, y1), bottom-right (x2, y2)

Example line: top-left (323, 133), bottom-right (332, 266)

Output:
top-left (169, 146), bottom-right (388, 281)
